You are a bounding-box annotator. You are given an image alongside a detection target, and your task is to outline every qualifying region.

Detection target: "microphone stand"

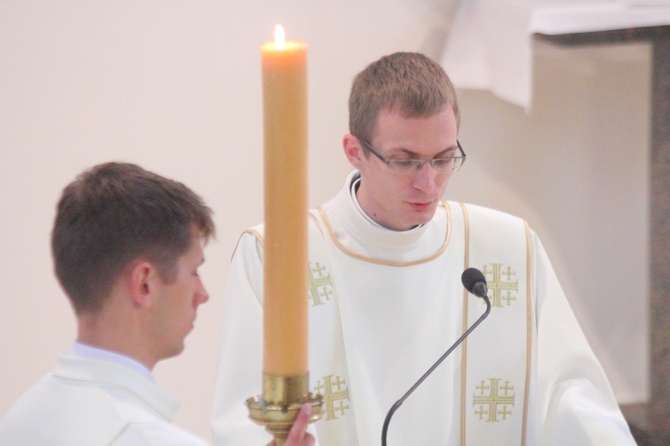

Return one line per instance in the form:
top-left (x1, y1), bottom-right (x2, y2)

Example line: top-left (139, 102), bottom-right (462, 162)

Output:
top-left (381, 294), bottom-right (491, 446)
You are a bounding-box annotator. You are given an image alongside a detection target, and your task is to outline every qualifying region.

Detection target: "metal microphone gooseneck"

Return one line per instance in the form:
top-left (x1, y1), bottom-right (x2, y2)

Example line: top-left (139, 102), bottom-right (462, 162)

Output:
top-left (380, 268), bottom-right (491, 446)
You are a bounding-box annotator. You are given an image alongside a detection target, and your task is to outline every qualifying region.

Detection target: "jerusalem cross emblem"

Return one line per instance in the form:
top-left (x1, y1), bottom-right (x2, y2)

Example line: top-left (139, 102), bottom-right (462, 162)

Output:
top-left (308, 261), bottom-right (333, 307)
top-left (473, 378), bottom-right (516, 422)
top-left (481, 263), bottom-right (519, 308)
top-left (315, 374), bottom-right (350, 421)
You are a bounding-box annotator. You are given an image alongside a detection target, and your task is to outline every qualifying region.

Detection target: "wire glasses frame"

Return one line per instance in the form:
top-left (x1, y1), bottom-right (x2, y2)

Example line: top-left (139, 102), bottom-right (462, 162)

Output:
top-left (357, 136), bottom-right (467, 175)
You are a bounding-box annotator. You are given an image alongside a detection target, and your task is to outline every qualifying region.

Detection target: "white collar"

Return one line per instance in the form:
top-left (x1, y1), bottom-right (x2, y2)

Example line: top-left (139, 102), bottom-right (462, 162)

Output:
top-left (317, 171), bottom-right (450, 263)
top-left (71, 341), bottom-right (154, 382)
top-left (349, 173), bottom-right (424, 231)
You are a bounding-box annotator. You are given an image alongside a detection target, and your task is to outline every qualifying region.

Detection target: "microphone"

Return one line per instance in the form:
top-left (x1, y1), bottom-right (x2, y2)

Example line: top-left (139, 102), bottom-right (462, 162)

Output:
top-left (461, 267), bottom-right (489, 298)
top-left (381, 268), bottom-right (492, 446)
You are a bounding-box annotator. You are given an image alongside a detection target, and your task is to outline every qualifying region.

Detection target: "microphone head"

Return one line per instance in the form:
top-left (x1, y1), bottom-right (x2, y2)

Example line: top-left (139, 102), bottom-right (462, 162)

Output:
top-left (461, 267), bottom-right (488, 298)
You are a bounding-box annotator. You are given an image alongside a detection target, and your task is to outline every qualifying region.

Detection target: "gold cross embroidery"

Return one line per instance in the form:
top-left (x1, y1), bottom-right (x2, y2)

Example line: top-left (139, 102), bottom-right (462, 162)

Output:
top-left (473, 378), bottom-right (516, 422)
top-left (482, 264), bottom-right (518, 308)
top-left (308, 261), bottom-right (333, 307)
top-left (314, 374), bottom-right (350, 421)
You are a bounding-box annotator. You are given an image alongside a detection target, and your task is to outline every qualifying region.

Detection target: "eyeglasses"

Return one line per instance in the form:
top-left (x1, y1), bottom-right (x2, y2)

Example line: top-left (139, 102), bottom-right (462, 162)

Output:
top-left (357, 137), bottom-right (466, 175)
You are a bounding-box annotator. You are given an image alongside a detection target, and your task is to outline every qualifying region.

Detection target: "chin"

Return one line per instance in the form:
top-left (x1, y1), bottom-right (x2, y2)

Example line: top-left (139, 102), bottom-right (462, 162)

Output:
top-left (166, 343), bottom-right (186, 359)
top-left (411, 210), bottom-right (437, 227)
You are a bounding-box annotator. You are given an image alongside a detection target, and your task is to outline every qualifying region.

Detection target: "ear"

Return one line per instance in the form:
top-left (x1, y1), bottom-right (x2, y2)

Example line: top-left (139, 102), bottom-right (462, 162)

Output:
top-left (128, 260), bottom-right (159, 309)
top-left (343, 134), bottom-right (365, 170)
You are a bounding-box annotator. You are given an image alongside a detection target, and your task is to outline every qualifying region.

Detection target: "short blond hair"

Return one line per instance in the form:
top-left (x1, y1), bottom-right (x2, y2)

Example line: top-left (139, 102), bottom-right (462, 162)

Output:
top-left (348, 52), bottom-right (460, 142)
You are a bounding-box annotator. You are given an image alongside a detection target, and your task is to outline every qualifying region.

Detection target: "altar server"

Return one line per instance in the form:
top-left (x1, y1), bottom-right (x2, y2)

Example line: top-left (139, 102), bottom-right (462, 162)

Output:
top-left (0, 162), bottom-right (314, 446)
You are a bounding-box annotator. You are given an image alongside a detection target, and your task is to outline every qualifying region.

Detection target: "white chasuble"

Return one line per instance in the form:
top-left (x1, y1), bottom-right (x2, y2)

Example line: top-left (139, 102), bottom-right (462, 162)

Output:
top-left (306, 197), bottom-right (531, 446)
top-left (211, 172), bottom-right (635, 446)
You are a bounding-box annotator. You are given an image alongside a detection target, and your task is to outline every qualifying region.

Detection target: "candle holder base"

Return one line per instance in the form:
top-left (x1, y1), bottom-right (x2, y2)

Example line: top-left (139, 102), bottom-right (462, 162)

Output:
top-left (246, 373), bottom-right (323, 445)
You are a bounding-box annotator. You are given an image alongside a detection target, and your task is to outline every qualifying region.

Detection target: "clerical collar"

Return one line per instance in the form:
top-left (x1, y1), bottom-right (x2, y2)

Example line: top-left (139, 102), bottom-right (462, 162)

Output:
top-left (71, 341), bottom-right (154, 382)
top-left (350, 175), bottom-right (423, 231)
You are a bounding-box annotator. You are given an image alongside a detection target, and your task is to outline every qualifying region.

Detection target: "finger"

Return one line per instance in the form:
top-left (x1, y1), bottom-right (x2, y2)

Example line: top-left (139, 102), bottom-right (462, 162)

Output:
top-left (303, 432), bottom-right (316, 446)
top-left (285, 403), bottom-right (311, 443)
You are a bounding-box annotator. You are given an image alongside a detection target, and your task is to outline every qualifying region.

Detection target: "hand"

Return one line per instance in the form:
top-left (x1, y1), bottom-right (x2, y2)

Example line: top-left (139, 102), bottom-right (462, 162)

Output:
top-left (267, 403), bottom-right (315, 446)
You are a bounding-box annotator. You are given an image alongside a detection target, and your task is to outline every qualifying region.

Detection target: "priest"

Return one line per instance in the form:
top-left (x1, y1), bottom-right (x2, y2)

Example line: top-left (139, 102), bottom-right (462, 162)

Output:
top-left (212, 52), bottom-right (636, 445)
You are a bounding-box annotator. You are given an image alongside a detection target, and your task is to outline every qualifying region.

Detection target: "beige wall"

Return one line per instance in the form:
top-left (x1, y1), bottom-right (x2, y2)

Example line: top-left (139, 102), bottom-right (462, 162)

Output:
top-left (0, 1), bottom-right (649, 442)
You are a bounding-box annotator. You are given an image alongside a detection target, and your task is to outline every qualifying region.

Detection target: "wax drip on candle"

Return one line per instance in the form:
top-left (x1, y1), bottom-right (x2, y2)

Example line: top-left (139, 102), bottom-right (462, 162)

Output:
top-left (274, 24), bottom-right (286, 50)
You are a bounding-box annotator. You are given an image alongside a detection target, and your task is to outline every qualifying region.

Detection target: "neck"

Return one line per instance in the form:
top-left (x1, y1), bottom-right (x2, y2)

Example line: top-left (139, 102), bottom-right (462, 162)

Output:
top-left (77, 310), bottom-right (158, 370)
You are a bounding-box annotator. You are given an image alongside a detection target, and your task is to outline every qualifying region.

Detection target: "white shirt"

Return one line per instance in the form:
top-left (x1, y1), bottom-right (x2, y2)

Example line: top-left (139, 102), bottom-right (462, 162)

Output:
top-left (71, 341), bottom-right (154, 382)
top-left (0, 346), bottom-right (208, 445)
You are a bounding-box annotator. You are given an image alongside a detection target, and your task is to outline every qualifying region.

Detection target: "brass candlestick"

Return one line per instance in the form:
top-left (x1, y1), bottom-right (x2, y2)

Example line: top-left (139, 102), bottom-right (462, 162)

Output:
top-left (247, 373), bottom-right (323, 445)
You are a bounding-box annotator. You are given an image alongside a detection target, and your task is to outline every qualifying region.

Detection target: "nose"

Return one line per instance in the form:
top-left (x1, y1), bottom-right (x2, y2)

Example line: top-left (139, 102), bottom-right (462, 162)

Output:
top-left (412, 161), bottom-right (437, 192)
top-left (195, 281), bottom-right (209, 306)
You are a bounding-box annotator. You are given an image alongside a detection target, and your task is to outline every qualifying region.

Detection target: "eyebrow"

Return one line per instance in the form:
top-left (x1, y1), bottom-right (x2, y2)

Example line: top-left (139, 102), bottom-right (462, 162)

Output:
top-left (391, 144), bottom-right (458, 158)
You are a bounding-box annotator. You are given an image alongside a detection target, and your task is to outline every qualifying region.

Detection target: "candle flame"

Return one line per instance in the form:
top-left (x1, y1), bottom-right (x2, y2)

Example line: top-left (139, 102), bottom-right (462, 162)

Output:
top-left (274, 24), bottom-right (286, 50)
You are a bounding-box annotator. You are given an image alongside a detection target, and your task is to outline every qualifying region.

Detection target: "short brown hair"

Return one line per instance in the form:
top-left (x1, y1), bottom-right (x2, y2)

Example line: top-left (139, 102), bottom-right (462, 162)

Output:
top-left (348, 52), bottom-right (460, 142)
top-left (51, 162), bottom-right (215, 314)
